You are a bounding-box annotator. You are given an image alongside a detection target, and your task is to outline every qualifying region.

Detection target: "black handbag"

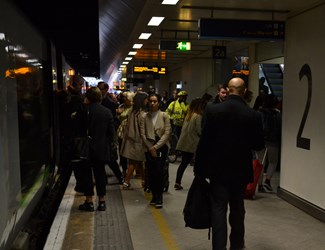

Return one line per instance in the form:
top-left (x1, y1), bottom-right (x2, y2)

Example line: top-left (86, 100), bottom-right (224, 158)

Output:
top-left (72, 136), bottom-right (90, 160)
top-left (183, 176), bottom-right (211, 230)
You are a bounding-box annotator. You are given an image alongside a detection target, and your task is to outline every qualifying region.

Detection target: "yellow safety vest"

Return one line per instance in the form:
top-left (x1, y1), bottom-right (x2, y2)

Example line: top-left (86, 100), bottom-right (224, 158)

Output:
top-left (166, 99), bottom-right (189, 126)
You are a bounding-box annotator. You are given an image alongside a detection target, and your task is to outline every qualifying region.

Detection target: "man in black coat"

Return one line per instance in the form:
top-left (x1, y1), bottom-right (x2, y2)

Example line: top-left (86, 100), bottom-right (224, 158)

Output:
top-left (194, 77), bottom-right (265, 250)
top-left (97, 81), bottom-right (124, 184)
top-left (79, 87), bottom-right (115, 212)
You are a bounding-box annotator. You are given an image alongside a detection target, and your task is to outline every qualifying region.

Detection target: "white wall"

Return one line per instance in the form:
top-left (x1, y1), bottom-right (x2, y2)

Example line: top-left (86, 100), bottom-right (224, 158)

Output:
top-left (282, 2), bottom-right (325, 209)
top-left (165, 58), bottom-right (214, 101)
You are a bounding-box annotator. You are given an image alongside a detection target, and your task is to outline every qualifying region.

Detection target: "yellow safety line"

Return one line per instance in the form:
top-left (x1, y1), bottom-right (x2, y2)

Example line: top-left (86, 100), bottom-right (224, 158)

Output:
top-left (143, 191), bottom-right (180, 250)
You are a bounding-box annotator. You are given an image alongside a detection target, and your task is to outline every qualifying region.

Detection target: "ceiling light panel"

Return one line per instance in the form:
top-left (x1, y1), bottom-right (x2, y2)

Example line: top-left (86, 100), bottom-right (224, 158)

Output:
top-left (148, 16), bottom-right (165, 26)
top-left (162, 0), bottom-right (179, 5)
top-left (139, 33), bottom-right (152, 39)
top-left (133, 44), bottom-right (143, 49)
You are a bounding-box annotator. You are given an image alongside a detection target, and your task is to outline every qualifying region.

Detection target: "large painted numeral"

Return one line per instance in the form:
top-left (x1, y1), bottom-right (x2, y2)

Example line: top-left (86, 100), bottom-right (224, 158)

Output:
top-left (296, 64), bottom-right (312, 150)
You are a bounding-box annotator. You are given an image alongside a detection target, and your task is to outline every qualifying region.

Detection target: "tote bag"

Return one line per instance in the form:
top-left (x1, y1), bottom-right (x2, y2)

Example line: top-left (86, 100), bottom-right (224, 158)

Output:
top-left (72, 136), bottom-right (91, 160)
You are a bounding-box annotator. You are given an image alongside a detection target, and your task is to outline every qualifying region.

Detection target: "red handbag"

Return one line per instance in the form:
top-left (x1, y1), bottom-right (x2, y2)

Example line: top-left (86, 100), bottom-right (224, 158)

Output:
top-left (244, 159), bottom-right (264, 199)
top-left (244, 149), bottom-right (267, 199)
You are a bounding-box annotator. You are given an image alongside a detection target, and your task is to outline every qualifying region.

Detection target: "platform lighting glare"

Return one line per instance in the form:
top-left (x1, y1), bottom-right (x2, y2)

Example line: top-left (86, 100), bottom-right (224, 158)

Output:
top-left (128, 51), bottom-right (137, 55)
top-left (120, 65), bottom-right (126, 68)
top-left (162, 0), bottom-right (179, 5)
top-left (125, 57), bottom-right (132, 61)
top-left (139, 33), bottom-right (152, 39)
top-left (133, 44), bottom-right (143, 49)
top-left (122, 61), bottom-right (129, 65)
top-left (148, 16), bottom-right (165, 26)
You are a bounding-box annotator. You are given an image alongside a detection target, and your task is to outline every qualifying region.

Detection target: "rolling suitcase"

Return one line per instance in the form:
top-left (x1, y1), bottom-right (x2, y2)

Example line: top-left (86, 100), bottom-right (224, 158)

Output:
top-left (244, 149), bottom-right (267, 199)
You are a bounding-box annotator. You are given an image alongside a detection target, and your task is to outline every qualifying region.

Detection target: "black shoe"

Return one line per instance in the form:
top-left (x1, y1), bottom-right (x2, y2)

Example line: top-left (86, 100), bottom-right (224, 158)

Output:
top-left (155, 194), bottom-right (163, 208)
top-left (263, 182), bottom-right (273, 192)
top-left (74, 186), bottom-right (84, 193)
top-left (118, 178), bottom-right (124, 185)
top-left (79, 201), bottom-right (94, 212)
top-left (150, 199), bottom-right (156, 205)
top-left (155, 202), bottom-right (163, 209)
top-left (122, 182), bottom-right (133, 190)
top-left (97, 201), bottom-right (106, 211)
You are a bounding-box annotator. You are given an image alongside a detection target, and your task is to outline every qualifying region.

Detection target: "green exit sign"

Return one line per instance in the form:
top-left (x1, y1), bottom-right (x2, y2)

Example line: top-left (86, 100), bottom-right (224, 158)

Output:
top-left (160, 40), bottom-right (191, 51)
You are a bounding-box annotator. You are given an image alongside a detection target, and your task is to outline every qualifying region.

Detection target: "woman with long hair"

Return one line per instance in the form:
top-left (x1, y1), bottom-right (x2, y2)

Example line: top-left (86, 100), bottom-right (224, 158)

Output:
top-left (117, 91), bottom-right (134, 177)
top-left (120, 91), bottom-right (149, 189)
top-left (174, 98), bottom-right (206, 190)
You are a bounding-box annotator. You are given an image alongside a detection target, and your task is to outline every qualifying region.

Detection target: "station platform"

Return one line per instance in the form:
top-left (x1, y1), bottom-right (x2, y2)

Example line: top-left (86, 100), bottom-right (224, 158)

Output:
top-left (44, 161), bottom-right (325, 250)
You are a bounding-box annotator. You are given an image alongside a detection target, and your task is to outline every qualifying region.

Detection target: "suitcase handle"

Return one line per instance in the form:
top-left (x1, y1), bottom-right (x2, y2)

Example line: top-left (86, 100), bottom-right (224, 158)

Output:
top-left (255, 148), bottom-right (267, 165)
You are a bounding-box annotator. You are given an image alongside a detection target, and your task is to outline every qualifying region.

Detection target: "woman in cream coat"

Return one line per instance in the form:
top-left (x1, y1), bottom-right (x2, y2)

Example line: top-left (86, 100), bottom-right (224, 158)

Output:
top-left (120, 91), bottom-right (148, 189)
top-left (140, 93), bottom-right (171, 208)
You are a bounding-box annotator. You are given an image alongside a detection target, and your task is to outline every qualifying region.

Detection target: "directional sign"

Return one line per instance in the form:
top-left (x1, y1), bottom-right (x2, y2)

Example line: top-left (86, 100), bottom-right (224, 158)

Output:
top-left (199, 18), bottom-right (285, 40)
top-left (212, 46), bottom-right (226, 59)
top-left (133, 66), bottom-right (167, 75)
top-left (159, 40), bottom-right (191, 51)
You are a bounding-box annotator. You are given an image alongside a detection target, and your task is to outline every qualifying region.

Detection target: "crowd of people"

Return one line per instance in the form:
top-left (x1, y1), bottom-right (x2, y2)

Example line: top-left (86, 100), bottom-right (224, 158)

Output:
top-left (56, 74), bottom-right (281, 250)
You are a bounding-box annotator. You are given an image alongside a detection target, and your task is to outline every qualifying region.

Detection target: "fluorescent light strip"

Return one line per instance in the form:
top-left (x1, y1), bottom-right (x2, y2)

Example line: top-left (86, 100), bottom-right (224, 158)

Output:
top-left (139, 33), bottom-right (152, 39)
top-left (133, 44), bottom-right (143, 49)
top-left (125, 57), bottom-right (132, 61)
top-left (162, 0), bottom-right (179, 5)
top-left (122, 61), bottom-right (129, 65)
top-left (128, 51), bottom-right (137, 55)
top-left (148, 16), bottom-right (165, 26)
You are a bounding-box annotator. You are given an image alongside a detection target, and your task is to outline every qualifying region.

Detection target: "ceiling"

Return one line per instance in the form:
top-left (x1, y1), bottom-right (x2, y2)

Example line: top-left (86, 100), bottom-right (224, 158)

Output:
top-left (13, 0), bottom-right (322, 83)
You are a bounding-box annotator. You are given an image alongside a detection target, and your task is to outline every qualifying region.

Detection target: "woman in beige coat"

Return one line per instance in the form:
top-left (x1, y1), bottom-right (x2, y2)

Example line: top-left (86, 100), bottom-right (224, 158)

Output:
top-left (140, 93), bottom-right (171, 208)
top-left (174, 98), bottom-right (206, 190)
top-left (120, 91), bottom-right (149, 189)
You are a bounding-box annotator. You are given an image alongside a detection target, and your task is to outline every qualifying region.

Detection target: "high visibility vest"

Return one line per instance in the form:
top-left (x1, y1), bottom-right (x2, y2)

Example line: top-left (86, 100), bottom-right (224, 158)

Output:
top-left (166, 99), bottom-right (189, 126)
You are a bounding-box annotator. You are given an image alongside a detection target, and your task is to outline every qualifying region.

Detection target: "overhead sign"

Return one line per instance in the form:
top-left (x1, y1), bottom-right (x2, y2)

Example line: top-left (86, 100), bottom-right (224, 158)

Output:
top-left (199, 18), bottom-right (285, 40)
top-left (159, 40), bottom-right (191, 51)
top-left (133, 66), bottom-right (167, 75)
top-left (212, 46), bottom-right (226, 59)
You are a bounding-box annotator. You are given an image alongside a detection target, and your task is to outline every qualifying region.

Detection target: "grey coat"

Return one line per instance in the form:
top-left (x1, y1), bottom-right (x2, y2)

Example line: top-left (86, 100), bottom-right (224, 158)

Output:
top-left (176, 113), bottom-right (202, 153)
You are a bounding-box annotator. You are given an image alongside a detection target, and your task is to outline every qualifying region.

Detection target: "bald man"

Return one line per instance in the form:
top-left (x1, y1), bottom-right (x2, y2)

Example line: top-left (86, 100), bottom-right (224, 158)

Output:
top-left (194, 77), bottom-right (265, 250)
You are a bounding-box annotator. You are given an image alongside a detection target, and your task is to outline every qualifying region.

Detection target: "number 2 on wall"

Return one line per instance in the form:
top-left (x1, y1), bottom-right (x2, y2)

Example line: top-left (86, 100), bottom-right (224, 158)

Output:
top-left (296, 64), bottom-right (312, 150)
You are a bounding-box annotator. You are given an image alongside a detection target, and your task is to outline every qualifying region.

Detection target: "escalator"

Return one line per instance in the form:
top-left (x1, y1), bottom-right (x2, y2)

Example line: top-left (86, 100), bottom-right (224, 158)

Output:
top-left (260, 64), bottom-right (283, 100)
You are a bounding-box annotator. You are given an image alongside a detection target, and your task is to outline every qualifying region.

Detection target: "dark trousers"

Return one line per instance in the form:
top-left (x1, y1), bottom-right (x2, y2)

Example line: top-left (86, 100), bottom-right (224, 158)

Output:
top-left (84, 159), bottom-right (107, 197)
top-left (146, 145), bottom-right (168, 202)
top-left (172, 124), bottom-right (182, 139)
top-left (108, 159), bottom-right (123, 182)
top-left (71, 159), bottom-right (90, 192)
top-left (118, 138), bottom-right (128, 173)
top-left (175, 151), bottom-right (194, 184)
top-left (210, 179), bottom-right (246, 250)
